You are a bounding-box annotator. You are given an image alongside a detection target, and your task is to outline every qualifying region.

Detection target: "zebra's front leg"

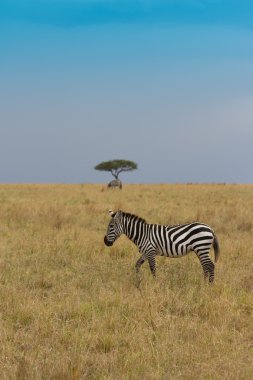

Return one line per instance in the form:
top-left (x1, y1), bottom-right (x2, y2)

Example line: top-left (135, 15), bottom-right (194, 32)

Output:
top-left (148, 254), bottom-right (156, 277)
top-left (135, 254), bottom-right (146, 274)
top-left (135, 254), bottom-right (147, 289)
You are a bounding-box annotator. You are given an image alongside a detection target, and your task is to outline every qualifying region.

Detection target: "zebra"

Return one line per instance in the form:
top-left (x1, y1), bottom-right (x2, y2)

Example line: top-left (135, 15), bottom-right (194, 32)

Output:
top-left (107, 179), bottom-right (122, 189)
top-left (104, 210), bottom-right (220, 283)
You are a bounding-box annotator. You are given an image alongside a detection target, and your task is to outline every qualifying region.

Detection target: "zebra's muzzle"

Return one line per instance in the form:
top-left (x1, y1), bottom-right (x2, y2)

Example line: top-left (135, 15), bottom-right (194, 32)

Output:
top-left (104, 236), bottom-right (113, 246)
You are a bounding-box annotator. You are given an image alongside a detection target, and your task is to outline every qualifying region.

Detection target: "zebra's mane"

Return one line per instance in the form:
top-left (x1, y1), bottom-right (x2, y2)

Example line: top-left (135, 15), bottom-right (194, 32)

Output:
top-left (121, 211), bottom-right (147, 224)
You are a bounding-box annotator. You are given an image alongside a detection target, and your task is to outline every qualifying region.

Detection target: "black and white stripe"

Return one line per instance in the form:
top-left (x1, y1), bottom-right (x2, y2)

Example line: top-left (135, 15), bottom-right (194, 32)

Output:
top-left (104, 210), bottom-right (220, 283)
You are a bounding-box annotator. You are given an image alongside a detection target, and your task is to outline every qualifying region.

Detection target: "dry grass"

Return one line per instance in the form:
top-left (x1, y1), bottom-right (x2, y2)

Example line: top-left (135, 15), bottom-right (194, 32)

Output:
top-left (0, 183), bottom-right (252, 379)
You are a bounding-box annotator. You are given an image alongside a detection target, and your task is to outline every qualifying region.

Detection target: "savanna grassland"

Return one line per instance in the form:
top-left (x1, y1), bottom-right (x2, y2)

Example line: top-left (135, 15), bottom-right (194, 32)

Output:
top-left (0, 183), bottom-right (252, 380)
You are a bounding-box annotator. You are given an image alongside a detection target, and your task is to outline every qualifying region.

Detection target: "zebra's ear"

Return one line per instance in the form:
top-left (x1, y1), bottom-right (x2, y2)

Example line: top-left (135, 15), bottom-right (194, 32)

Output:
top-left (108, 209), bottom-right (116, 217)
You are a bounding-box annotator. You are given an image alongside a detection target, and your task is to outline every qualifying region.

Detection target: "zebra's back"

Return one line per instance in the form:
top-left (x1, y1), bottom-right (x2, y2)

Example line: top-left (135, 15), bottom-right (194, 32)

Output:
top-left (149, 222), bottom-right (214, 258)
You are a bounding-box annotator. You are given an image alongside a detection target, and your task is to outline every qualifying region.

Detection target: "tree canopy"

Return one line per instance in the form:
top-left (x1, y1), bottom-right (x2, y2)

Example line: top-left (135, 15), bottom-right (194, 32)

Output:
top-left (94, 159), bottom-right (137, 179)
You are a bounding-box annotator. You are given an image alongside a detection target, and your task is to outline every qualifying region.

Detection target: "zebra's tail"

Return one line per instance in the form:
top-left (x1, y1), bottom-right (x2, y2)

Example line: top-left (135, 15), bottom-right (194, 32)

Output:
top-left (213, 234), bottom-right (220, 263)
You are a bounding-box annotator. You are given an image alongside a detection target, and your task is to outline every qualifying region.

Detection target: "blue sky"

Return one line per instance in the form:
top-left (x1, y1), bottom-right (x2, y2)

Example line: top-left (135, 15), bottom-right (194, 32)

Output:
top-left (1, 0), bottom-right (253, 183)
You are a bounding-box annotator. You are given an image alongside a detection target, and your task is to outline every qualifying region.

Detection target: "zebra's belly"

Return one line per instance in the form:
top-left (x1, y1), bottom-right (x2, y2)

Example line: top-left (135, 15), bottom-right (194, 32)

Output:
top-left (156, 244), bottom-right (192, 258)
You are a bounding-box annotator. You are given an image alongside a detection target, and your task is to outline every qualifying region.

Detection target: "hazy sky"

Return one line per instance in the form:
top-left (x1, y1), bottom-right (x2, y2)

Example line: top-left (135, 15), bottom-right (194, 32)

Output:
top-left (1, 0), bottom-right (253, 183)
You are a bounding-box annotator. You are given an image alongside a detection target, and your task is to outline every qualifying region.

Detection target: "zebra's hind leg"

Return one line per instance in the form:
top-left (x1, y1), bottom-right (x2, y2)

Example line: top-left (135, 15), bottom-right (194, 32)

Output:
top-left (196, 252), bottom-right (215, 283)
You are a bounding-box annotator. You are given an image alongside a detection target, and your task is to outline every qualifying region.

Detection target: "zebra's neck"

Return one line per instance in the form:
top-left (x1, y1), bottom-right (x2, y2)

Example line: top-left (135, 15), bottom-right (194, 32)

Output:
top-left (121, 212), bottom-right (147, 248)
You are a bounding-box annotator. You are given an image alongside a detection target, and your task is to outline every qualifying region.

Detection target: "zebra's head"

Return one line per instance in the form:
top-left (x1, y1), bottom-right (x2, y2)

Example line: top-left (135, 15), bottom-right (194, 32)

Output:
top-left (104, 210), bottom-right (123, 247)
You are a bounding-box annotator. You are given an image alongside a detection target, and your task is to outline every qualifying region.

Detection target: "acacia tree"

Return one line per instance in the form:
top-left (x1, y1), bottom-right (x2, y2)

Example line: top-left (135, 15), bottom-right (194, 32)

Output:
top-left (94, 159), bottom-right (137, 180)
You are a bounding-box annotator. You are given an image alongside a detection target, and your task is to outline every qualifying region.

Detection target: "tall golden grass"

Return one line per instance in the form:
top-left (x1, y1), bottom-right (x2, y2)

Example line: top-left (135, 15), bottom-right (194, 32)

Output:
top-left (0, 183), bottom-right (252, 379)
